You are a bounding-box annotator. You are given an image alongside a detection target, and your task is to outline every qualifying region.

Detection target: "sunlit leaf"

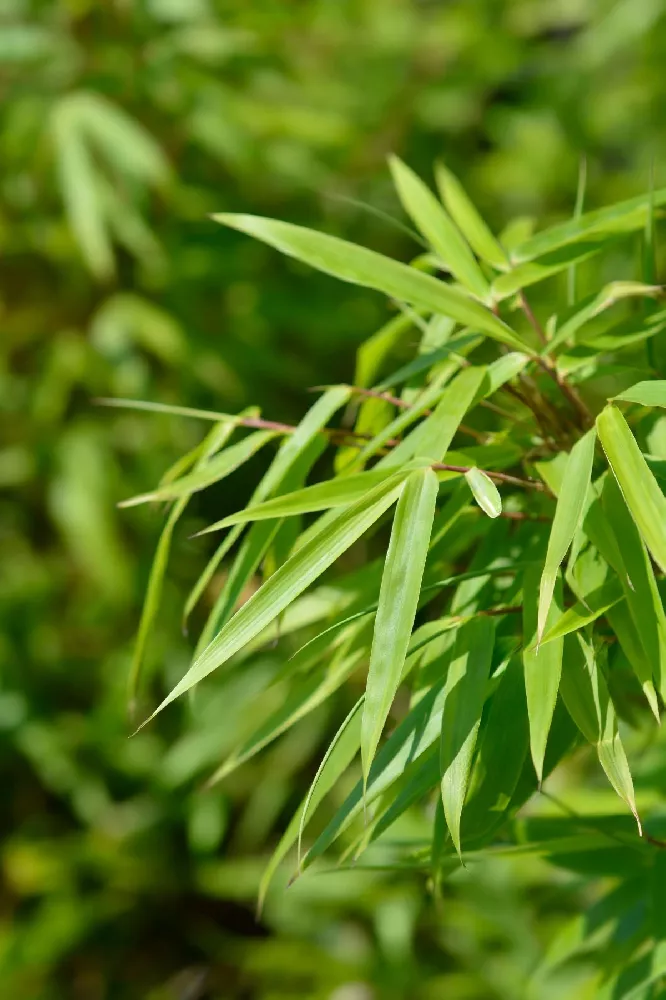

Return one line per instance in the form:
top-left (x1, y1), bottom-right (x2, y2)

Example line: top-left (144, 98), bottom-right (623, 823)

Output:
top-left (523, 563), bottom-right (564, 784)
top-left (390, 156), bottom-right (489, 298)
top-left (214, 214), bottom-right (527, 349)
top-left (435, 162), bottom-right (508, 271)
top-left (361, 467), bottom-right (439, 781)
top-left (597, 404), bottom-right (666, 572)
top-left (537, 428), bottom-right (596, 643)
top-left (464, 468), bottom-right (501, 518)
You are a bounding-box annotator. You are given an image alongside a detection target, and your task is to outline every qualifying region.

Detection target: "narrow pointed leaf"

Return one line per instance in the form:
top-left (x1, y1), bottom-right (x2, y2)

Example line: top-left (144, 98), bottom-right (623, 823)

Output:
top-left (560, 634), bottom-right (640, 830)
top-left (119, 430), bottom-right (278, 507)
top-left (614, 380), bottom-right (666, 408)
top-left (435, 162), bottom-right (508, 270)
top-left (198, 466), bottom-right (416, 532)
top-left (493, 241), bottom-right (608, 301)
top-left (513, 184), bottom-right (666, 263)
top-left (213, 214), bottom-right (526, 349)
top-left (597, 404), bottom-right (666, 572)
top-left (407, 366), bottom-right (488, 464)
top-left (549, 283), bottom-right (663, 353)
top-left (523, 563), bottom-right (564, 783)
top-left (537, 428), bottom-right (596, 643)
top-left (142, 472), bottom-right (408, 722)
top-left (361, 468), bottom-right (439, 780)
top-left (464, 468), bottom-right (501, 518)
top-left (440, 617), bottom-right (495, 857)
top-left (535, 577), bottom-right (625, 649)
top-left (390, 156), bottom-right (489, 299)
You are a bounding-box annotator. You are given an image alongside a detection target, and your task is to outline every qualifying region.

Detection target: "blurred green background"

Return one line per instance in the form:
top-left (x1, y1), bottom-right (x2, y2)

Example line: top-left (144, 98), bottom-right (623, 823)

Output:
top-left (3, 1), bottom-right (666, 997)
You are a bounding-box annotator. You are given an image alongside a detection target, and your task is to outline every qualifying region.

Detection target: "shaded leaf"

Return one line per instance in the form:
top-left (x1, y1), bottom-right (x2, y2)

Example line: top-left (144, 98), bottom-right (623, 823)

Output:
top-left (439, 617), bottom-right (495, 857)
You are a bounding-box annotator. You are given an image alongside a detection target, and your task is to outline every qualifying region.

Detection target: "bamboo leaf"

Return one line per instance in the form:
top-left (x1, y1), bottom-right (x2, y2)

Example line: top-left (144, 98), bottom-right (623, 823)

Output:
top-left (361, 468), bottom-right (439, 781)
top-left (129, 420), bottom-right (237, 706)
top-left (614, 380), bottom-right (666, 408)
top-left (214, 214), bottom-right (527, 350)
top-left (197, 466), bottom-right (417, 532)
top-left (440, 617), bottom-right (495, 858)
top-left (257, 697), bottom-right (363, 912)
top-left (435, 162), bottom-right (508, 271)
top-left (549, 283), bottom-right (663, 353)
top-left (119, 430), bottom-right (278, 507)
top-left (513, 185), bottom-right (666, 263)
top-left (390, 156), bottom-right (490, 299)
top-left (493, 241), bottom-right (608, 301)
top-left (597, 404), bottom-right (666, 572)
top-left (407, 366), bottom-right (488, 464)
top-left (141, 471), bottom-right (409, 723)
top-left (560, 634), bottom-right (640, 831)
top-left (464, 468), bottom-right (501, 518)
top-left (523, 563), bottom-right (564, 784)
top-left (535, 578), bottom-right (625, 649)
top-left (537, 428), bottom-right (596, 643)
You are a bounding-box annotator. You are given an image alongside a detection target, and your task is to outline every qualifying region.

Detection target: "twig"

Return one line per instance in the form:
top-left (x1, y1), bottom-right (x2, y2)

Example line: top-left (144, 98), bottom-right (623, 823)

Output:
top-left (344, 385), bottom-right (487, 442)
top-left (432, 462), bottom-right (547, 492)
top-left (519, 291), bottom-right (548, 346)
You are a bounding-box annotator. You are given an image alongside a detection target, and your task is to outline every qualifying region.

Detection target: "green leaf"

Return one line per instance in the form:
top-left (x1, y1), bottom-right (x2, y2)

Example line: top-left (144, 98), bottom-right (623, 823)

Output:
top-left (464, 468), bottom-right (501, 518)
top-left (523, 563), bottom-right (564, 784)
top-left (537, 428), bottom-right (596, 643)
top-left (567, 156), bottom-right (587, 305)
top-left (390, 156), bottom-right (489, 299)
top-left (119, 430), bottom-right (278, 507)
top-left (614, 380), bottom-right (666, 408)
top-left (598, 474), bottom-right (664, 715)
top-left (435, 162), bottom-right (508, 271)
top-left (535, 577), bottom-right (625, 649)
top-left (597, 404), bottom-right (666, 573)
top-left (549, 283), bottom-right (663, 353)
top-left (407, 366), bottom-right (488, 464)
top-left (257, 697), bottom-right (363, 912)
top-left (361, 468), bottom-right (439, 781)
top-left (214, 214), bottom-right (527, 350)
top-left (141, 471), bottom-right (409, 723)
top-left (439, 617), bottom-right (495, 858)
top-left (513, 184), bottom-right (666, 263)
top-left (128, 420), bottom-right (237, 706)
top-left (197, 466), bottom-right (414, 532)
top-left (485, 352), bottom-right (530, 393)
top-left (560, 633), bottom-right (640, 831)
top-left (492, 241), bottom-right (609, 300)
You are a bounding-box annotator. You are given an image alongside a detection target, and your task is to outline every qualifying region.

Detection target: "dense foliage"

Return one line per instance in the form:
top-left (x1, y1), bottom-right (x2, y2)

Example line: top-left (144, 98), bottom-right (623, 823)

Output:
top-left (5, 1), bottom-right (666, 998)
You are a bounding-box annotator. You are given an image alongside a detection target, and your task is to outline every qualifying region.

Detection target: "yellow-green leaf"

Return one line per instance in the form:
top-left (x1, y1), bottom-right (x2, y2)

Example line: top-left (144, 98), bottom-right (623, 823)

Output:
top-left (464, 468), bottom-right (501, 518)
top-left (435, 162), bottom-right (508, 271)
top-left (597, 404), bottom-right (666, 573)
top-left (361, 468), bottom-right (439, 781)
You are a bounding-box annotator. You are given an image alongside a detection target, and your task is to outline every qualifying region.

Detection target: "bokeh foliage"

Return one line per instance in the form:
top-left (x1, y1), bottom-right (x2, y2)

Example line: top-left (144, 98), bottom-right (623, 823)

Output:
top-left (4, 1), bottom-right (666, 997)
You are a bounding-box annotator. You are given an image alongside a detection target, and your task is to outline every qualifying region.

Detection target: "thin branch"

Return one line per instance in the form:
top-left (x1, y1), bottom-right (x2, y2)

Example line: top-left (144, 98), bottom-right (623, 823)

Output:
top-left (432, 462), bottom-right (547, 492)
top-left (519, 291), bottom-right (548, 346)
top-left (344, 385), bottom-right (487, 442)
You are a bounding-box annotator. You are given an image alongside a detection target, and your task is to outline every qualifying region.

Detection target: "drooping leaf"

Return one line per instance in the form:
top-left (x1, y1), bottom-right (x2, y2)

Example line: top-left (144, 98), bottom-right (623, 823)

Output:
top-left (523, 563), bottom-right (564, 784)
top-left (257, 697), bottom-right (363, 912)
top-left (361, 468), bottom-right (439, 781)
top-left (464, 468), bottom-right (501, 518)
top-left (213, 214), bottom-right (527, 349)
top-left (439, 617), bottom-right (495, 858)
top-left (537, 428), bottom-right (596, 643)
top-left (141, 471), bottom-right (409, 723)
top-left (560, 633), bottom-right (640, 831)
top-left (434, 162), bottom-right (508, 271)
top-left (597, 404), bottom-right (666, 572)
top-left (390, 156), bottom-right (489, 299)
